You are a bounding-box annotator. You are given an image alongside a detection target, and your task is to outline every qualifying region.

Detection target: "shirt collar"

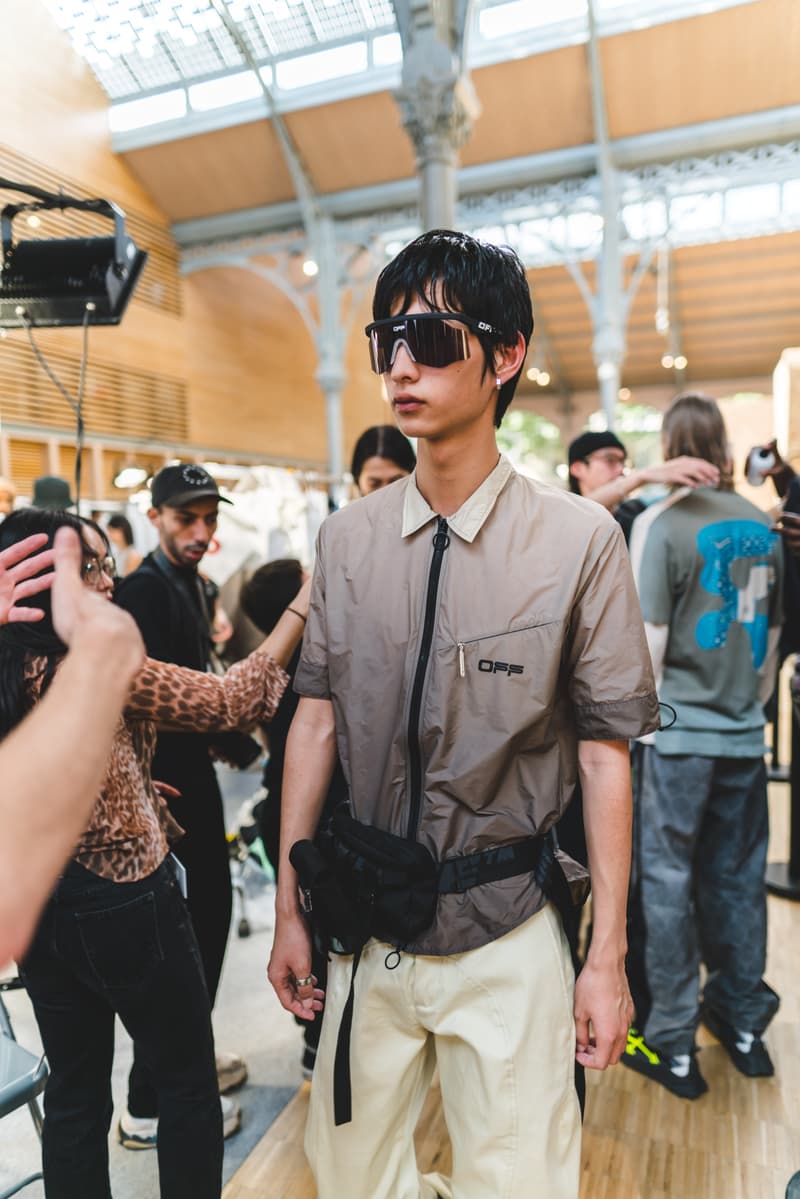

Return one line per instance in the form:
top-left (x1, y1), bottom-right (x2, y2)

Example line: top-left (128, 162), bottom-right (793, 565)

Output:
top-left (401, 454), bottom-right (515, 543)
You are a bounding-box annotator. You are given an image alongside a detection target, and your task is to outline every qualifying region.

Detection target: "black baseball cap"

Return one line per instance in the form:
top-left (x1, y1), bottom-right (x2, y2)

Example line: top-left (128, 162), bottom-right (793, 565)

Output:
top-left (150, 464), bottom-right (232, 509)
top-left (567, 431), bottom-right (627, 465)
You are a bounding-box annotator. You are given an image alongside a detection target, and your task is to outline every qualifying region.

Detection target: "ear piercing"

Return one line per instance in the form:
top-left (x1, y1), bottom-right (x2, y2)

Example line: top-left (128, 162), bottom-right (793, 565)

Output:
top-left (496, 376), bottom-right (502, 389)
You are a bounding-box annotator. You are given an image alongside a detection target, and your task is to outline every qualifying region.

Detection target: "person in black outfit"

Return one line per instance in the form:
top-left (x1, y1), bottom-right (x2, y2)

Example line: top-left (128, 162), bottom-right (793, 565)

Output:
top-left (240, 558), bottom-right (347, 1077)
top-left (114, 463), bottom-right (253, 1148)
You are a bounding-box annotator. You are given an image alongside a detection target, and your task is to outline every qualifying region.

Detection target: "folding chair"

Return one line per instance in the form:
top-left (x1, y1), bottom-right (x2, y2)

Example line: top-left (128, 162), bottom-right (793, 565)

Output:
top-left (0, 977), bottom-right (47, 1199)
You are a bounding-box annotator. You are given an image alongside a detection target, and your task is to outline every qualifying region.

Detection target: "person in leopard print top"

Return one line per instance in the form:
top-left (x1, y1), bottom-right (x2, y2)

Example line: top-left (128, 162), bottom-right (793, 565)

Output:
top-left (0, 508), bottom-right (314, 1199)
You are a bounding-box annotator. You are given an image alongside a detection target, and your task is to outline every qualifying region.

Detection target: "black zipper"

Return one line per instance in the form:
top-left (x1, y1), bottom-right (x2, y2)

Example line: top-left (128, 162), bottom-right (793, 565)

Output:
top-left (406, 516), bottom-right (450, 841)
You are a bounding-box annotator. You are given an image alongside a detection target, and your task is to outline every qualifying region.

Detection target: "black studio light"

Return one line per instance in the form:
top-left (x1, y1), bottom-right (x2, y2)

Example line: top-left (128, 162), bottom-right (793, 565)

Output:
top-left (0, 181), bottom-right (147, 328)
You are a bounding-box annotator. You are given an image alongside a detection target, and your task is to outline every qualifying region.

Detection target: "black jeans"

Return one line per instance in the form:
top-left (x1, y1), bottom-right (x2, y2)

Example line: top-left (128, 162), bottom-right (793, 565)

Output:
top-left (21, 860), bottom-right (223, 1199)
top-left (128, 778), bottom-right (232, 1118)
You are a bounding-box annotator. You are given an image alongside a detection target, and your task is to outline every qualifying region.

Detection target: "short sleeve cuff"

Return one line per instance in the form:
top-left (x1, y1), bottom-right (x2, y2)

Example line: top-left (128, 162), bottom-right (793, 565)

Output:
top-left (574, 691), bottom-right (660, 740)
top-left (293, 659), bottom-right (331, 700)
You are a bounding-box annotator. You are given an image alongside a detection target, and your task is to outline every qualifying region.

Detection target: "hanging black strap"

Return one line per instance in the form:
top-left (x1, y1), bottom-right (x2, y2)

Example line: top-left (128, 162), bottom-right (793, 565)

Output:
top-left (332, 943), bottom-right (363, 1126)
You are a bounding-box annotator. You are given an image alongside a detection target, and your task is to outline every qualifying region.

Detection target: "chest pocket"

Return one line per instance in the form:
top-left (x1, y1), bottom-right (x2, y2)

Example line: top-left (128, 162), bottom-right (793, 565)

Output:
top-left (442, 619), bottom-right (566, 747)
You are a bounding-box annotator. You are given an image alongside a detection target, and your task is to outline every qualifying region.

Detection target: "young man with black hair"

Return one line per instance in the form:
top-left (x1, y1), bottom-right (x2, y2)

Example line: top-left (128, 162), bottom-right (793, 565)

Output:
top-left (268, 230), bottom-right (659, 1199)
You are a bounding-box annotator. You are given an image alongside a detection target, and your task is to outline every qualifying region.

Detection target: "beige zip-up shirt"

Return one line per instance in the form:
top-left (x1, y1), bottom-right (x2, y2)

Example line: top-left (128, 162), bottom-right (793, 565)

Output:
top-left (296, 455), bottom-right (659, 954)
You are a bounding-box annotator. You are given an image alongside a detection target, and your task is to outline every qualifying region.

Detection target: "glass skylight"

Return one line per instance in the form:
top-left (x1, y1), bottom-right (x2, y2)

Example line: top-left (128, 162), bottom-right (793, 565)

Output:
top-left (276, 40), bottom-right (368, 89)
top-left (45, 0), bottom-right (762, 133)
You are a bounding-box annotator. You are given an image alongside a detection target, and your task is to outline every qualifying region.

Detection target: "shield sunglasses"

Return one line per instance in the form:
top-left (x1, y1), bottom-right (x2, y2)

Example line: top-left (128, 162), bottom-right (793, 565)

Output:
top-left (364, 311), bottom-right (501, 374)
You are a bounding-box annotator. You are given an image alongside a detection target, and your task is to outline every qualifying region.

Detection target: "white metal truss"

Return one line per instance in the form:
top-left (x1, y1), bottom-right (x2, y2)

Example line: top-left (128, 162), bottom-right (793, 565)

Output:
top-left (179, 138), bottom-right (800, 274)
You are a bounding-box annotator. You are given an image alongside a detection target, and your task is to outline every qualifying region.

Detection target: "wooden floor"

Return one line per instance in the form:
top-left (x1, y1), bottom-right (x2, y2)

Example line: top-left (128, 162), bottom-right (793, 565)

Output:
top-left (224, 780), bottom-right (800, 1199)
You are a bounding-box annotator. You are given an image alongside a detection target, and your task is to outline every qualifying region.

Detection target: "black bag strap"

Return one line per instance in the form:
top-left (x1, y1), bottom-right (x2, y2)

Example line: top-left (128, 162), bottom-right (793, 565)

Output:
top-left (332, 944), bottom-right (362, 1126)
top-left (437, 836), bottom-right (545, 893)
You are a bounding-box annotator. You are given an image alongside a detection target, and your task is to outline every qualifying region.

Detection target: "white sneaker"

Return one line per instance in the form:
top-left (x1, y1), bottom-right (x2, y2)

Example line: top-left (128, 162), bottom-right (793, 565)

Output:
top-left (216, 1049), bottom-right (248, 1093)
top-left (221, 1094), bottom-right (242, 1138)
top-left (117, 1095), bottom-right (241, 1151)
top-left (118, 1110), bottom-right (158, 1151)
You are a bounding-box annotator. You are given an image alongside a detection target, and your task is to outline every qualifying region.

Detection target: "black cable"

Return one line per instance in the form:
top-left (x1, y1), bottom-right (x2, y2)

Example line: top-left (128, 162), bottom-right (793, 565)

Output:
top-left (22, 309), bottom-right (91, 507)
top-left (658, 701), bottom-right (677, 731)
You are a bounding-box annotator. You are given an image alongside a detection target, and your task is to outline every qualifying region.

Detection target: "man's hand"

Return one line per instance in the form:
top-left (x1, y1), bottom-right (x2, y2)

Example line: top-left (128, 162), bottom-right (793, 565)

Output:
top-left (641, 456), bottom-right (719, 489)
top-left (774, 511), bottom-right (800, 559)
top-left (573, 953), bottom-right (633, 1070)
top-left (50, 528), bottom-right (144, 675)
top-left (747, 439), bottom-right (796, 498)
top-left (267, 909), bottom-right (324, 1021)
top-left (0, 534), bottom-right (55, 625)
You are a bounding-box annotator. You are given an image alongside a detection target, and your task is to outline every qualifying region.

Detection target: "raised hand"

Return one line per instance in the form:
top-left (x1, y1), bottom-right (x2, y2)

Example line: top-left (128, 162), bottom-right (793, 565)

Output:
top-left (0, 533), bottom-right (55, 625)
top-left (50, 527), bottom-right (144, 670)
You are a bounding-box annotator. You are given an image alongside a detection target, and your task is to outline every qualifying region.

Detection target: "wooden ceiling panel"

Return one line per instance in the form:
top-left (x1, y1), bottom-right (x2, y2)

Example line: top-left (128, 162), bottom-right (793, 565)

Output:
top-left (677, 279), bottom-right (800, 311)
top-left (603, 0), bottom-right (800, 140)
top-left (464, 46), bottom-right (593, 165)
top-left (285, 92), bottom-right (414, 193)
top-left (123, 121), bottom-right (295, 221)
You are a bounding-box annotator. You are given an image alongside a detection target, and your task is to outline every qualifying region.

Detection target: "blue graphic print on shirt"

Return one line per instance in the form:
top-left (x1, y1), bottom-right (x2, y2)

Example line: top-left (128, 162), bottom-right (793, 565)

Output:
top-left (695, 520), bottom-right (776, 668)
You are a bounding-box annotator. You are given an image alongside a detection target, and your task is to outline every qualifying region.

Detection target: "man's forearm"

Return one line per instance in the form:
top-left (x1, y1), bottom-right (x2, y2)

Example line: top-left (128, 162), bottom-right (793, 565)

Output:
top-left (578, 738), bottom-right (632, 963)
top-left (583, 473), bottom-right (641, 512)
top-left (0, 630), bottom-right (141, 962)
top-left (276, 696), bottom-right (338, 918)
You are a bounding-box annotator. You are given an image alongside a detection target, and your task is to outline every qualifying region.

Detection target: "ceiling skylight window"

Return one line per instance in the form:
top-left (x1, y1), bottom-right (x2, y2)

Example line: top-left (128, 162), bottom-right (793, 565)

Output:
top-left (189, 70), bottom-right (262, 111)
top-left (372, 32), bottom-right (402, 66)
top-left (670, 192), bottom-right (724, 233)
top-left (479, 0), bottom-right (585, 41)
top-left (47, 0), bottom-right (762, 138)
top-left (622, 199), bottom-right (668, 241)
top-left (108, 89), bottom-right (187, 133)
top-left (782, 180), bottom-right (800, 213)
top-left (566, 211), bottom-right (604, 251)
top-left (724, 182), bottom-right (780, 225)
top-left (276, 41), bottom-right (368, 90)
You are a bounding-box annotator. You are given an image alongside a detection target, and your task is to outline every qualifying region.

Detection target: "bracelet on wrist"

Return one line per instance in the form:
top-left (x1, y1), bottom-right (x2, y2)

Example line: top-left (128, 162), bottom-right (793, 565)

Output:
top-left (287, 606), bottom-right (307, 623)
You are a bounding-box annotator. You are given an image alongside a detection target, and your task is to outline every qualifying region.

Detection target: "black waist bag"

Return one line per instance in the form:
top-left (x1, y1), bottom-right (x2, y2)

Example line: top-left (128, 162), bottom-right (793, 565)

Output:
top-left (289, 809), bottom-right (586, 1127)
top-left (290, 807), bottom-right (439, 1126)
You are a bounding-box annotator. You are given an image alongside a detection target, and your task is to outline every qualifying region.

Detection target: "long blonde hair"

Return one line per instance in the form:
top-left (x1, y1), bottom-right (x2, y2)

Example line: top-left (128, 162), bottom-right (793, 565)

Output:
top-left (662, 392), bottom-right (733, 490)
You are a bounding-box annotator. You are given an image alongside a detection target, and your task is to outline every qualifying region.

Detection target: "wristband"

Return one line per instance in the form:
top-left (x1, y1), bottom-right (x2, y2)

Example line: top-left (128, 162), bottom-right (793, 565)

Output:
top-left (287, 606), bottom-right (307, 623)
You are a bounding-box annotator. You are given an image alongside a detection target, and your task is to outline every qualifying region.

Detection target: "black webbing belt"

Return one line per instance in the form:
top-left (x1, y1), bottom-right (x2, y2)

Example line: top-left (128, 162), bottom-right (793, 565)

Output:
top-left (438, 836), bottom-right (546, 893)
top-left (332, 832), bottom-right (565, 1126)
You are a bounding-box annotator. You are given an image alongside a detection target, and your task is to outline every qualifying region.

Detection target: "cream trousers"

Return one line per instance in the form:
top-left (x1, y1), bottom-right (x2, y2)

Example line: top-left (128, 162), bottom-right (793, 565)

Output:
top-left (305, 903), bottom-right (581, 1199)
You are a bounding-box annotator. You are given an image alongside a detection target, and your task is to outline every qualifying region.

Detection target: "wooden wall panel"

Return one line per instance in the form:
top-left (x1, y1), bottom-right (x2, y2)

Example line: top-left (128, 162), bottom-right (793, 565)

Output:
top-left (124, 122), bottom-right (296, 223)
top-left (7, 439), bottom-right (48, 493)
top-left (286, 93), bottom-right (415, 193)
top-left (465, 46), bottom-right (593, 165)
top-left (184, 267), bottom-right (387, 471)
top-left (0, 334), bottom-right (188, 442)
top-left (604, 0), bottom-right (800, 139)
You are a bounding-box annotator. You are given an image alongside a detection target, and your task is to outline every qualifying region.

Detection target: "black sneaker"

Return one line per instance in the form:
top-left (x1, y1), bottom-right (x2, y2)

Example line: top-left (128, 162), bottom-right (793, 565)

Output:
top-left (620, 1027), bottom-right (708, 1099)
top-left (701, 1007), bottom-right (774, 1077)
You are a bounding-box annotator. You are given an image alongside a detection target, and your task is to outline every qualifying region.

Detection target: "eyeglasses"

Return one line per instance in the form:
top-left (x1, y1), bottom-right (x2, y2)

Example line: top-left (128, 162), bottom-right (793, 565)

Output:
top-left (82, 555), bottom-right (117, 584)
top-left (585, 451), bottom-right (628, 469)
top-left (364, 312), bottom-right (501, 374)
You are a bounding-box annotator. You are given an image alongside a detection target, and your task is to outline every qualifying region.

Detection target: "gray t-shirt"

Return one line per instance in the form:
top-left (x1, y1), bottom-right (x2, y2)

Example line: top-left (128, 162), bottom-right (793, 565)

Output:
top-left (630, 486), bottom-right (783, 757)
